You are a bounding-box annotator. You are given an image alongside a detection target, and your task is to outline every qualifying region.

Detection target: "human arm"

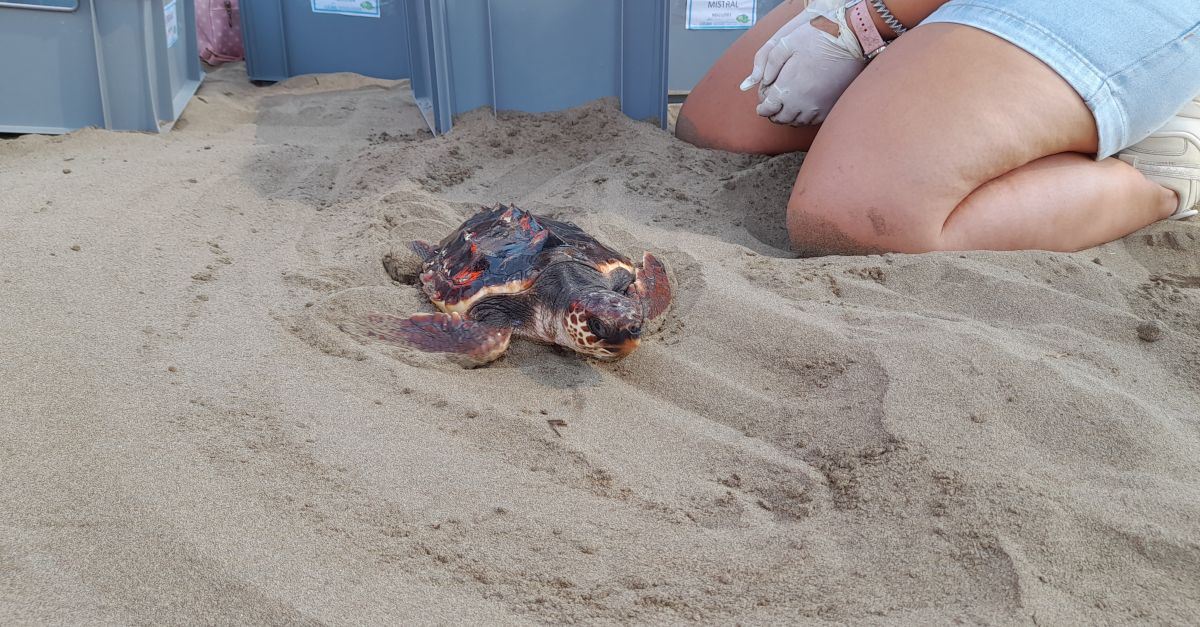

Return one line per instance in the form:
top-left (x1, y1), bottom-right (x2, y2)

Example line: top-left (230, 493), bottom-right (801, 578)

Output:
top-left (742, 0), bottom-right (952, 125)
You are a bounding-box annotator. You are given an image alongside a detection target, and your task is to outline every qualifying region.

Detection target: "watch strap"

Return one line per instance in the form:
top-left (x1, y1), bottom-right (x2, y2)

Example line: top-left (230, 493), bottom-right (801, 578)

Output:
top-left (848, 0), bottom-right (887, 59)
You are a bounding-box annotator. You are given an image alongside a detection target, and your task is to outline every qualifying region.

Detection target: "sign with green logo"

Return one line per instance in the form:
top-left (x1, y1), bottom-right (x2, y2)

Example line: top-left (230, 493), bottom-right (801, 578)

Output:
top-left (686, 0), bottom-right (757, 30)
top-left (311, 0), bottom-right (380, 18)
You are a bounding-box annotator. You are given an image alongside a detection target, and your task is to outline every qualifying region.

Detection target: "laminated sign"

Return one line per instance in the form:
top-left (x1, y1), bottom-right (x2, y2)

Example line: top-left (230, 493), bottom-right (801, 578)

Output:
top-left (686, 0), bottom-right (756, 30)
top-left (2, 0), bottom-right (79, 8)
top-left (311, 0), bottom-right (380, 18)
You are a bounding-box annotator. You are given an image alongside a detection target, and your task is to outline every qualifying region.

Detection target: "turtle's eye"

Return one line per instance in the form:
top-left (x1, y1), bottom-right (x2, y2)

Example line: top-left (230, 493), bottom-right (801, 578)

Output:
top-left (587, 317), bottom-right (611, 341)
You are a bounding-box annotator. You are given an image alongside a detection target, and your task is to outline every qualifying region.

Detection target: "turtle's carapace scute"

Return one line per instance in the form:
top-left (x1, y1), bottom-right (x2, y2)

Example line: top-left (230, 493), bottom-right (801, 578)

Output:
top-left (422, 204), bottom-right (633, 314)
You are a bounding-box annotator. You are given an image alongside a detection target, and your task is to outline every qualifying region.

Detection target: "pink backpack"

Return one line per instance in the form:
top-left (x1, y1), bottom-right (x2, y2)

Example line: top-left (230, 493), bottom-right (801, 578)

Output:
top-left (197, 0), bottom-right (244, 65)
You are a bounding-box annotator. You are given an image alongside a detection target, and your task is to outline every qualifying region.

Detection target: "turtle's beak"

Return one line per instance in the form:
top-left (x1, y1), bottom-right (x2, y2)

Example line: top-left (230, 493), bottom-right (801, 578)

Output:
top-left (612, 337), bottom-right (640, 358)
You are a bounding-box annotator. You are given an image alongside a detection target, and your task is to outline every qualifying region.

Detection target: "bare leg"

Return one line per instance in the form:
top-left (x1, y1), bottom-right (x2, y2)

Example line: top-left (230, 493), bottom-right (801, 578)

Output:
top-left (676, 0), bottom-right (951, 154)
top-left (939, 154), bottom-right (1175, 252)
top-left (786, 23), bottom-right (1175, 255)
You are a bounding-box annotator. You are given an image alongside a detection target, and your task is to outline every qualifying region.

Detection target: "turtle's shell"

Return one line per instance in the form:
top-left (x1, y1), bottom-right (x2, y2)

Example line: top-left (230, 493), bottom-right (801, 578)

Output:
top-left (420, 204), bottom-right (634, 313)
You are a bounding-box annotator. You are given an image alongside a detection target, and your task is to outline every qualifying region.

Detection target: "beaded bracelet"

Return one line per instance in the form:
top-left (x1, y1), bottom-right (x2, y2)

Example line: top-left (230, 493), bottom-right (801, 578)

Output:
top-left (869, 0), bottom-right (909, 36)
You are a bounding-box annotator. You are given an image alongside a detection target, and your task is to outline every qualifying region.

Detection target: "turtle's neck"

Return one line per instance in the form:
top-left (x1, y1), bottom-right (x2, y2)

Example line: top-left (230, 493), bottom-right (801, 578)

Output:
top-left (536, 261), bottom-right (610, 312)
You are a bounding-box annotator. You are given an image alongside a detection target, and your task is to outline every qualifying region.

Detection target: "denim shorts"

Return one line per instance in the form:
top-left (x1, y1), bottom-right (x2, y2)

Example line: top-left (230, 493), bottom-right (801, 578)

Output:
top-left (922, 1), bottom-right (1200, 159)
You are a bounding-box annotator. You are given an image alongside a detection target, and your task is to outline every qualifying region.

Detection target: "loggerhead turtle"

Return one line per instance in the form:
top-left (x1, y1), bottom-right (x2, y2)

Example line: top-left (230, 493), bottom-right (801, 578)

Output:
top-left (367, 204), bottom-right (671, 366)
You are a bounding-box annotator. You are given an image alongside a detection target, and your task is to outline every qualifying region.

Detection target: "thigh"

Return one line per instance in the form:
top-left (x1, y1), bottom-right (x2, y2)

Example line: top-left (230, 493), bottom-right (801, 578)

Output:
top-left (787, 21), bottom-right (1099, 254)
top-left (924, 0), bottom-right (1200, 157)
top-left (675, 0), bottom-right (820, 155)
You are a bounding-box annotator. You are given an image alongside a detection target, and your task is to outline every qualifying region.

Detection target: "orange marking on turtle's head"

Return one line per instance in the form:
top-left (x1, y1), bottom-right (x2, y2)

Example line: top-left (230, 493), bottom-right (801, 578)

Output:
top-left (613, 338), bottom-right (640, 358)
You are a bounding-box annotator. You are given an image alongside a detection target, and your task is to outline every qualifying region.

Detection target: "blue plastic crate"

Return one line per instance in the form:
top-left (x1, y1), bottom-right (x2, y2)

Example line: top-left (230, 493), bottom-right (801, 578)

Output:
top-left (0, 0), bottom-right (203, 134)
top-left (405, 0), bottom-right (670, 135)
top-left (240, 0), bottom-right (411, 82)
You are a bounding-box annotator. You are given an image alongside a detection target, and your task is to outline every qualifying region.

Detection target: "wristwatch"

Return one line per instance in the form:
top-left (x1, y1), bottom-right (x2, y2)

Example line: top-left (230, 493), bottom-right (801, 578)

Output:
top-left (847, 0), bottom-right (888, 60)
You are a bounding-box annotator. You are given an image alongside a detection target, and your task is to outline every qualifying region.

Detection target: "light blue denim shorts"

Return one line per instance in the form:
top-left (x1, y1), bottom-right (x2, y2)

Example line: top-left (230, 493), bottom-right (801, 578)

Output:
top-left (922, 1), bottom-right (1200, 159)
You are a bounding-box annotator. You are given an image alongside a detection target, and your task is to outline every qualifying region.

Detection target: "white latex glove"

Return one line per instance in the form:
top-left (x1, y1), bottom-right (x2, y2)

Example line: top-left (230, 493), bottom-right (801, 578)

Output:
top-left (739, 0), bottom-right (868, 126)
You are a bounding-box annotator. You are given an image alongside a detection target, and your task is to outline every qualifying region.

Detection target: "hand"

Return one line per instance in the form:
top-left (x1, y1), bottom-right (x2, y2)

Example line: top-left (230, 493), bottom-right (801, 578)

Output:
top-left (739, 4), bottom-right (822, 92)
top-left (740, 0), bottom-right (869, 126)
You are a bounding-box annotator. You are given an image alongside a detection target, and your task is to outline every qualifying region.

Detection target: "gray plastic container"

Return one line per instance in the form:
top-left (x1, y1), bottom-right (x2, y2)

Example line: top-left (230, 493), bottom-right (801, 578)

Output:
top-left (0, 0), bottom-right (203, 134)
top-left (240, 0), bottom-right (411, 82)
top-left (667, 0), bottom-right (784, 93)
top-left (405, 0), bottom-right (670, 136)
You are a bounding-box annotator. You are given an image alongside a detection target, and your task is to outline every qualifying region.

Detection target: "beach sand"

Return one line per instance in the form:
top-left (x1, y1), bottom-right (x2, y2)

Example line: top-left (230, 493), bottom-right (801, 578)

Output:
top-left (2, 63), bottom-right (1199, 624)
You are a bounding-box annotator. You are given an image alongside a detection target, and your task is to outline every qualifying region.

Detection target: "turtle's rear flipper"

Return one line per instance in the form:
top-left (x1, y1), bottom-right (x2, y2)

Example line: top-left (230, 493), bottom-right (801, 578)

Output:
top-left (629, 252), bottom-right (672, 321)
top-left (365, 312), bottom-right (512, 366)
top-left (410, 240), bottom-right (437, 261)
top-left (382, 241), bottom-right (436, 284)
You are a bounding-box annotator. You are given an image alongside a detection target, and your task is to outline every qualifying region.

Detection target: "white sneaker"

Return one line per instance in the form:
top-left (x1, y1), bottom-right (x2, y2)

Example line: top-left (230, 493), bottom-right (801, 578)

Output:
top-left (1117, 96), bottom-right (1200, 220)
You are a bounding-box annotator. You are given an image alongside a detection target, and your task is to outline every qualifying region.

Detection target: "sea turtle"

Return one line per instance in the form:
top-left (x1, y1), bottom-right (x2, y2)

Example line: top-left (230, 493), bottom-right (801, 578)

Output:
top-left (367, 204), bottom-right (671, 366)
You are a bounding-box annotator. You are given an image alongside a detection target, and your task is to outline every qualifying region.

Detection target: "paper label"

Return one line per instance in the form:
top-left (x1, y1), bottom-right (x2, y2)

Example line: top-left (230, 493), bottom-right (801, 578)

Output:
top-left (311, 0), bottom-right (381, 18)
top-left (0, 0), bottom-right (79, 9)
top-left (164, 0), bottom-right (179, 48)
top-left (686, 0), bottom-right (756, 30)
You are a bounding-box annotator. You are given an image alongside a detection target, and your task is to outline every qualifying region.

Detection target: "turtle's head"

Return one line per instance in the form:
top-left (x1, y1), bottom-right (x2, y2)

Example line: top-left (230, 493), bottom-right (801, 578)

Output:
top-left (563, 290), bottom-right (643, 359)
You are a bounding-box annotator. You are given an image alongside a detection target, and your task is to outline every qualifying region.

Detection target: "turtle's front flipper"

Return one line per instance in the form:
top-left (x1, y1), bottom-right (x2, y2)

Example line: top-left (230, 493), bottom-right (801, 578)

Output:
top-left (365, 312), bottom-right (512, 366)
top-left (628, 252), bottom-right (672, 321)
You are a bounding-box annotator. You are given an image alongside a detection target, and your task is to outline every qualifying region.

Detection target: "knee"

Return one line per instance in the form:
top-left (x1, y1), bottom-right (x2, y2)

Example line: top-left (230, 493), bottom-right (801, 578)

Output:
top-left (673, 108), bottom-right (711, 149)
top-left (674, 105), bottom-right (741, 152)
top-left (786, 184), bottom-right (943, 256)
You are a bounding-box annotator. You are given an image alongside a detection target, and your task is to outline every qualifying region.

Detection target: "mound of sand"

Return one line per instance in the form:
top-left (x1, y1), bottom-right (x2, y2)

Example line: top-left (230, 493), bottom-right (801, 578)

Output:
top-left (2, 62), bottom-right (1198, 624)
